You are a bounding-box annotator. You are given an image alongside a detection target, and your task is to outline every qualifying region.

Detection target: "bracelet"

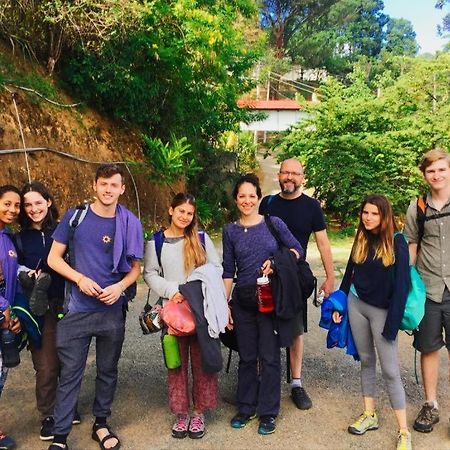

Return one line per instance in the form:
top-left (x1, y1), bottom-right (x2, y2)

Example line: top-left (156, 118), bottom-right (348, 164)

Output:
top-left (119, 281), bottom-right (126, 293)
top-left (76, 275), bottom-right (85, 287)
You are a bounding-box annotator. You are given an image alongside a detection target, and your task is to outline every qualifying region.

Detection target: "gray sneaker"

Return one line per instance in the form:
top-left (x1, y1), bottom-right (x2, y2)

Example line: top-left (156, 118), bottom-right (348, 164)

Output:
top-left (348, 411), bottom-right (379, 435)
top-left (413, 403), bottom-right (439, 433)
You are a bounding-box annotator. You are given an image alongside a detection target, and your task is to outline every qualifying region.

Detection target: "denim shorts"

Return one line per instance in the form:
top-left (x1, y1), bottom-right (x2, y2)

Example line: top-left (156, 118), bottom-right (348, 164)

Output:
top-left (413, 289), bottom-right (450, 353)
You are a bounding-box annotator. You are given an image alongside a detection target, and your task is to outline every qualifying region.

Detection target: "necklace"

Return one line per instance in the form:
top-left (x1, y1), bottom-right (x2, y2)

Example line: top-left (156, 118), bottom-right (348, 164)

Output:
top-left (239, 216), bottom-right (261, 232)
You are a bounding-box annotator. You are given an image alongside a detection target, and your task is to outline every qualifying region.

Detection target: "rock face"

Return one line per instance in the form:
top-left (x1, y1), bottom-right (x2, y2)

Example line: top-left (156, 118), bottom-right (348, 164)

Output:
top-left (0, 88), bottom-right (182, 230)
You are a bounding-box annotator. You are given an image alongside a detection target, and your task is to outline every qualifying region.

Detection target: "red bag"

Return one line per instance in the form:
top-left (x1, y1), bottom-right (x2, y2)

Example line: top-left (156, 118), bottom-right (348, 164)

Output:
top-left (160, 298), bottom-right (196, 336)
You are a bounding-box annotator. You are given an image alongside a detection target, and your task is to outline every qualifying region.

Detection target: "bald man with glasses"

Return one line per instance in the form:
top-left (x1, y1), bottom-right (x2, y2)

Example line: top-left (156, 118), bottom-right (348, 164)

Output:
top-left (259, 158), bottom-right (335, 410)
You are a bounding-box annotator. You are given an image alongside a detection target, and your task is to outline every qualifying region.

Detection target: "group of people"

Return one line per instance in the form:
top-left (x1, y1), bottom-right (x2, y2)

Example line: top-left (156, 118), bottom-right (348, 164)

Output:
top-left (0, 164), bottom-right (143, 450)
top-left (0, 149), bottom-right (448, 450)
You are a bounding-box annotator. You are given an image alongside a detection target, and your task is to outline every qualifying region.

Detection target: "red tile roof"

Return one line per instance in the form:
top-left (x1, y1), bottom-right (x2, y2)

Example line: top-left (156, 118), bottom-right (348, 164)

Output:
top-left (237, 99), bottom-right (303, 110)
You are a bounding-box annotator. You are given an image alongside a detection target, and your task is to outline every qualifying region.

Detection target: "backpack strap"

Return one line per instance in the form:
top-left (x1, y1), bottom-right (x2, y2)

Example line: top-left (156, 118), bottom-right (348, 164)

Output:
top-left (416, 195), bottom-right (427, 245)
top-left (260, 194), bottom-right (275, 214)
top-left (63, 204), bottom-right (89, 313)
top-left (68, 204), bottom-right (89, 269)
top-left (69, 203), bottom-right (89, 228)
top-left (153, 229), bottom-right (165, 269)
top-left (263, 214), bottom-right (282, 248)
top-left (416, 194), bottom-right (450, 246)
top-left (198, 229), bottom-right (206, 249)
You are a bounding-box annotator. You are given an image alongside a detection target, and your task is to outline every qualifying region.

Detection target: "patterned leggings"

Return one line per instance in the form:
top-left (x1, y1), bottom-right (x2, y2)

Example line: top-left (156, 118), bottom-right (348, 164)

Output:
top-left (168, 334), bottom-right (218, 414)
top-left (0, 350), bottom-right (8, 399)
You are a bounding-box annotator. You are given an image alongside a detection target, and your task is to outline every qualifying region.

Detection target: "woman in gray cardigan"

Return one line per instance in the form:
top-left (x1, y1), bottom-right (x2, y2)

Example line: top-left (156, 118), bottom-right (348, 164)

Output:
top-left (144, 193), bottom-right (222, 440)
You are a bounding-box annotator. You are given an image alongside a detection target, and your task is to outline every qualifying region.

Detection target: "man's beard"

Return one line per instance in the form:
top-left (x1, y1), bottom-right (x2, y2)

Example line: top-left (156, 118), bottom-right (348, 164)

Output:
top-left (280, 181), bottom-right (299, 194)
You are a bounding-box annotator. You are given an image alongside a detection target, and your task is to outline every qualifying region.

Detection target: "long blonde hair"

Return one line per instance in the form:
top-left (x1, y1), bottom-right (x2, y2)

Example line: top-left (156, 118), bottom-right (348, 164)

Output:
top-left (351, 194), bottom-right (396, 267)
top-left (169, 193), bottom-right (206, 273)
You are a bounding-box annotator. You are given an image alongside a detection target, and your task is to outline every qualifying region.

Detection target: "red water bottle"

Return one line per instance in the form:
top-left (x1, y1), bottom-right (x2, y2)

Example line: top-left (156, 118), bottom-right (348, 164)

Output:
top-left (257, 275), bottom-right (274, 313)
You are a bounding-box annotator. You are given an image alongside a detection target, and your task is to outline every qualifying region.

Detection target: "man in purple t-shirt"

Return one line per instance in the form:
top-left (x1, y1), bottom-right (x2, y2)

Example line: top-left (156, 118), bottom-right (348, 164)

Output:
top-left (259, 158), bottom-right (335, 411)
top-left (47, 164), bottom-right (143, 450)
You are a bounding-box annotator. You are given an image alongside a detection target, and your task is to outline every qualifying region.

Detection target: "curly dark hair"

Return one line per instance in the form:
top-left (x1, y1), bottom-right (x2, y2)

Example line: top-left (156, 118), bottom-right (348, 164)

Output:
top-left (232, 173), bottom-right (262, 200)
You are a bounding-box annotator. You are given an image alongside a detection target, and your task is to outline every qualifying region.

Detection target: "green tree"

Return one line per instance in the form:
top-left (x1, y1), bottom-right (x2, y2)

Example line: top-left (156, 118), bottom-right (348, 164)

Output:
top-left (277, 55), bottom-right (450, 223)
top-left (260, 0), bottom-right (339, 58)
top-left (287, 0), bottom-right (388, 76)
top-left (384, 18), bottom-right (418, 56)
top-left (0, 0), bottom-right (144, 75)
top-left (436, 0), bottom-right (450, 34)
top-left (60, 0), bottom-right (262, 141)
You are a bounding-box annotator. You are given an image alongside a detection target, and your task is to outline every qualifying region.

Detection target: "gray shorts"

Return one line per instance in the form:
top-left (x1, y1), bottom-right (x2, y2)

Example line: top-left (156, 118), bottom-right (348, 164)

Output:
top-left (413, 289), bottom-right (450, 353)
top-left (292, 310), bottom-right (304, 337)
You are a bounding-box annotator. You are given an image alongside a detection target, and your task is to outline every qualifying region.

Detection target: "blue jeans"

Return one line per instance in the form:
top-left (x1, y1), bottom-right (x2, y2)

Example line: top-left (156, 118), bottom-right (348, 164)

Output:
top-left (53, 307), bottom-right (125, 435)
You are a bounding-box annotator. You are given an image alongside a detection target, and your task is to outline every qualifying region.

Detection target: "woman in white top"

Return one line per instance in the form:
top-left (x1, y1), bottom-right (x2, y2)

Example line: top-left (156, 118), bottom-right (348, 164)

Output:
top-left (144, 193), bottom-right (222, 440)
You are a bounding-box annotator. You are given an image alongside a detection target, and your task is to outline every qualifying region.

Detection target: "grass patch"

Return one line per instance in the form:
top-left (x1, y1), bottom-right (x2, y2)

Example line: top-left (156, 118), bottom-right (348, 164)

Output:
top-left (0, 51), bottom-right (58, 102)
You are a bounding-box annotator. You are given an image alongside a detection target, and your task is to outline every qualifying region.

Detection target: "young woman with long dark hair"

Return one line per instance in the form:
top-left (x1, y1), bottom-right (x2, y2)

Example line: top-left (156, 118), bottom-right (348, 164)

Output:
top-left (15, 182), bottom-right (80, 441)
top-left (338, 194), bottom-right (412, 450)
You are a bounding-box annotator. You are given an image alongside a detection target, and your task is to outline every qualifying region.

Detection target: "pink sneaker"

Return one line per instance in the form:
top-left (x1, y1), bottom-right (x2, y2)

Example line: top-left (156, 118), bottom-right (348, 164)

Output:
top-left (172, 414), bottom-right (189, 439)
top-left (189, 413), bottom-right (205, 439)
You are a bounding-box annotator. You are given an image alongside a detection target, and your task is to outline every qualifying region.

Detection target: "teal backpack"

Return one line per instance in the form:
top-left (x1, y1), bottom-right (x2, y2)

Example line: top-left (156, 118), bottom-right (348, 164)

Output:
top-left (394, 232), bottom-right (426, 332)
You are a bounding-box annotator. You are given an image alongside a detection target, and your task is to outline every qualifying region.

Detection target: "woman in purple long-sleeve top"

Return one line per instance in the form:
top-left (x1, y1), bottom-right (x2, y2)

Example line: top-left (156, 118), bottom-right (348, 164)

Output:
top-left (222, 174), bottom-right (303, 436)
top-left (0, 185), bottom-right (22, 450)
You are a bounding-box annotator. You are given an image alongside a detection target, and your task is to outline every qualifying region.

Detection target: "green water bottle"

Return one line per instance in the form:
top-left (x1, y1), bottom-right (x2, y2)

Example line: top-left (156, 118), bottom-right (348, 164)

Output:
top-left (162, 334), bottom-right (181, 369)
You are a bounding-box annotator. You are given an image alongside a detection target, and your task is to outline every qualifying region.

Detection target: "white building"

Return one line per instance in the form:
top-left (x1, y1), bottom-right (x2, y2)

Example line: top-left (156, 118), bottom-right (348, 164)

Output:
top-left (238, 99), bottom-right (309, 132)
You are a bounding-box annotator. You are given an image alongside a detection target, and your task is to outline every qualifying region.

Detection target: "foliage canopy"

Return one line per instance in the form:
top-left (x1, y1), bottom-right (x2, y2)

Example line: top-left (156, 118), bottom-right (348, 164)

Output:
top-left (277, 55), bottom-right (450, 223)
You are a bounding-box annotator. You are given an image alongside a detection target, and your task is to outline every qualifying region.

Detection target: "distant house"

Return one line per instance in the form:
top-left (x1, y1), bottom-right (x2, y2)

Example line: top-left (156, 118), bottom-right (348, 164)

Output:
top-left (281, 67), bottom-right (327, 82)
top-left (237, 99), bottom-right (309, 132)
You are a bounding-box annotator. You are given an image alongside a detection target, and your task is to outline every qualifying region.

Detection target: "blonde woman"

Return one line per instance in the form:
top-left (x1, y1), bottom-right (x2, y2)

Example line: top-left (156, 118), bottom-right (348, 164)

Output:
top-left (337, 194), bottom-right (411, 450)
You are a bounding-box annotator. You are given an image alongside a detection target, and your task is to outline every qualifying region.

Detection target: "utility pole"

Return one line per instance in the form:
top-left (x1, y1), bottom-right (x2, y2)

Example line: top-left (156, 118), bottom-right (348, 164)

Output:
top-left (432, 73), bottom-right (437, 113)
top-left (254, 62), bottom-right (261, 145)
top-left (264, 71), bottom-right (270, 143)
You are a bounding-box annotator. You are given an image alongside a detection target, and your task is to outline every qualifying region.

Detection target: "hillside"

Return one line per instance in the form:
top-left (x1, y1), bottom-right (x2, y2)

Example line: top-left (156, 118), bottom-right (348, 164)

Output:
top-left (0, 45), bottom-right (180, 229)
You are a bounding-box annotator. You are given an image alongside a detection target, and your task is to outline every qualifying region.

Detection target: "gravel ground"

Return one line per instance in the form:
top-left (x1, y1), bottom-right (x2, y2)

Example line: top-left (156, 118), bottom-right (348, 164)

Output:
top-left (2, 264), bottom-right (450, 450)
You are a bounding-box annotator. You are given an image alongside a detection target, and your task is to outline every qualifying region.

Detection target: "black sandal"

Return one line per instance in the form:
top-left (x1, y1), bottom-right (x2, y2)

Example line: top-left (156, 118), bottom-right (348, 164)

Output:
top-left (92, 423), bottom-right (121, 450)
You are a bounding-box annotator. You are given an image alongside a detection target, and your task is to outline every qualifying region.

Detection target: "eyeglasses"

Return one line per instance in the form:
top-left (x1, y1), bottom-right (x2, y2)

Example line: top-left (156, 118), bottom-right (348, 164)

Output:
top-left (279, 171), bottom-right (303, 177)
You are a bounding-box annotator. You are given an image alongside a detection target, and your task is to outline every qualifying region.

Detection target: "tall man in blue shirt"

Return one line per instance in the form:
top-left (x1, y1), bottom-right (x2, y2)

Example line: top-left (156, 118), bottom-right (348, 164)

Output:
top-left (259, 158), bottom-right (334, 410)
top-left (47, 164), bottom-right (143, 450)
